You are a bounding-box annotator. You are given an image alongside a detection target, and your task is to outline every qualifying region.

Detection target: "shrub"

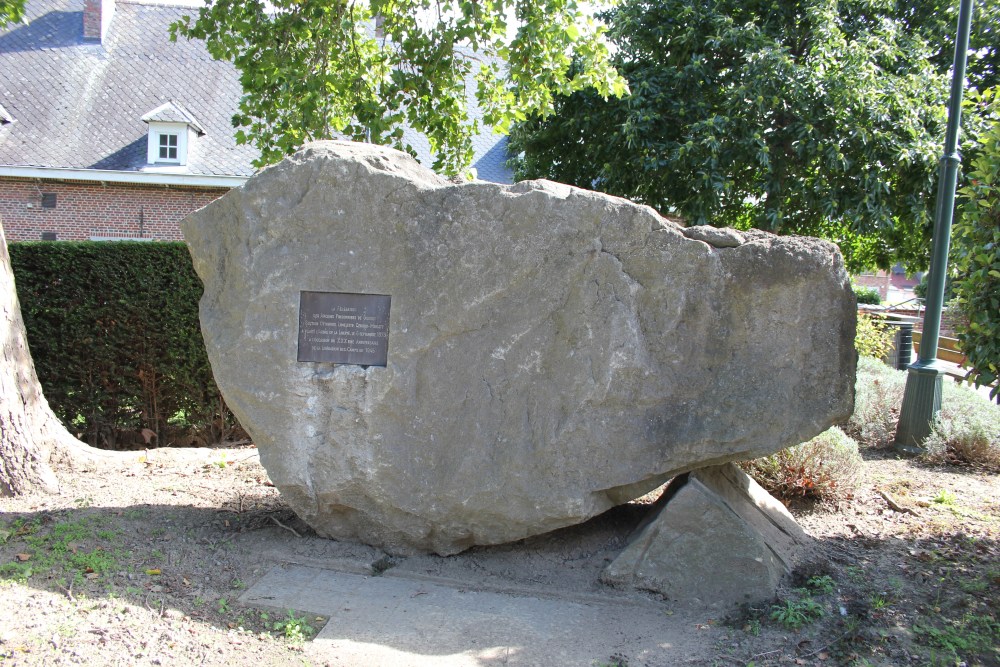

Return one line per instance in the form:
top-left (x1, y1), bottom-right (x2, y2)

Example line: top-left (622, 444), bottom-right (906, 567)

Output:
top-left (9, 241), bottom-right (242, 449)
top-left (845, 356), bottom-right (908, 448)
top-left (852, 284), bottom-right (882, 305)
top-left (845, 356), bottom-right (1000, 466)
top-left (741, 427), bottom-right (862, 503)
top-left (922, 390), bottom-right (1000, 470)
top-left (855, 313), bottom-right (894, 360)
top-left (952, 93), bottom-right (1000, 399)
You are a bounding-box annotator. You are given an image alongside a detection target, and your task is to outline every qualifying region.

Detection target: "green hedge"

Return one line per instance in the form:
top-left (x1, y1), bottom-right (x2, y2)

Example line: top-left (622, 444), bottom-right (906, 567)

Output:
top-left (852, 283), bottom-right (882, 305)
top-left (9, 241), bottom-right (241, 449)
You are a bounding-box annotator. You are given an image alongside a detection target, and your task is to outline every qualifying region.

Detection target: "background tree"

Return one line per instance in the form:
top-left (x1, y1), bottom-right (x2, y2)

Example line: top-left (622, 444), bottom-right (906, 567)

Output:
top-left (509, 0), bottom-right (994, 272)
top-left (172, 0), bottom-right (627, 175)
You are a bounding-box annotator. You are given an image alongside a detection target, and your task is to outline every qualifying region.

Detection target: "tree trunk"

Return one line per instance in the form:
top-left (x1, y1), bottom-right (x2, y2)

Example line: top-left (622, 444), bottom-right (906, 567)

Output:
top-left (0, 222), bottom-right (77, 495)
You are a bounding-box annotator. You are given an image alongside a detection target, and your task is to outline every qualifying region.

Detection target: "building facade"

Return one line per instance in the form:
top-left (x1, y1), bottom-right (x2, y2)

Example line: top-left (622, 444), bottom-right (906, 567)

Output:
top-left (0, 0), bottom-right (512, 242)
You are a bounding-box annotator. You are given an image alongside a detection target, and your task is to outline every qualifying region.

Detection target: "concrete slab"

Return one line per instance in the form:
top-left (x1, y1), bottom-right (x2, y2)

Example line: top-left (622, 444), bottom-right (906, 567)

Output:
top-left (241, 563), bottom-right (706, 666)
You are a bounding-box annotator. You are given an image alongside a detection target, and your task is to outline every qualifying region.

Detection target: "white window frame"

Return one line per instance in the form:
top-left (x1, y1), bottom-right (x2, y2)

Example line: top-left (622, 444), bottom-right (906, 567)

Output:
top-left (157, 132), bottom-right (180, 162)
top-left (146, 121), bottom-right (191, 166)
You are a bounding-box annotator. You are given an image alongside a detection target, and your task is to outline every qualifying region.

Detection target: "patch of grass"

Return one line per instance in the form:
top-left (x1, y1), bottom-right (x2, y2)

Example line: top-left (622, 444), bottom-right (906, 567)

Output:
top-left (958, 577), bottom-right (990, 595)
top-left (0, 515), bottom-right (125, 585)
top-left (0, 560), bottom-right (35, 583)
top-left (741, 427), bottom-right (862, 503)
top-left (913, 612), bottom-right (1000, 664)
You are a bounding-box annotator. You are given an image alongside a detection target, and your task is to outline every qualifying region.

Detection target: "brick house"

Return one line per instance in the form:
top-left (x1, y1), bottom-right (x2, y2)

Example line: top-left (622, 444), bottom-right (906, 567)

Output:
top-left (0, 0), bottom-right (512, 242)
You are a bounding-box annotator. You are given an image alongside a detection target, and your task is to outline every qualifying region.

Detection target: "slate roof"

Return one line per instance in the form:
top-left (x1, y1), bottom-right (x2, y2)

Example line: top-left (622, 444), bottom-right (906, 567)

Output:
top-left (0, 0), bottom-right (513, 183)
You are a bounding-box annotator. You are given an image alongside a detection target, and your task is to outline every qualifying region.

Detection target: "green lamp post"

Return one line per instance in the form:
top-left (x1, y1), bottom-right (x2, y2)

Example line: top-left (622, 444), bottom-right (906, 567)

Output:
top-left (894, 0), bottom-right (975, 454)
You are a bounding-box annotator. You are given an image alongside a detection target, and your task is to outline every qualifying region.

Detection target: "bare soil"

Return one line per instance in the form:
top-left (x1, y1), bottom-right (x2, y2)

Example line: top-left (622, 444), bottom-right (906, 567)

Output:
top-left (0, 443), bottom-right (997, 667)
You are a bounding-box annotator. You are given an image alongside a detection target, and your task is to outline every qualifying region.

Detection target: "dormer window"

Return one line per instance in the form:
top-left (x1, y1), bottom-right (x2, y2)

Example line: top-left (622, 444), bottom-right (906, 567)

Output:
top-left (141, 101), bottom-right (204, 168)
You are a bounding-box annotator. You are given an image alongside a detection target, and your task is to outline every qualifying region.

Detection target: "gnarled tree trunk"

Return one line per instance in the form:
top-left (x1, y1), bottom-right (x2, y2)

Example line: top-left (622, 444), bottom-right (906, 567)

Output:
top-left (1, 222), bottom-right (82, 495)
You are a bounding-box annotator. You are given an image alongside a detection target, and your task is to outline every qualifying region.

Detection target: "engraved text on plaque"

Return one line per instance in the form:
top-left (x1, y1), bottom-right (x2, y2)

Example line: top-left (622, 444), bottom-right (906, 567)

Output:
top-left (297, 291), bottom-right (391, 366)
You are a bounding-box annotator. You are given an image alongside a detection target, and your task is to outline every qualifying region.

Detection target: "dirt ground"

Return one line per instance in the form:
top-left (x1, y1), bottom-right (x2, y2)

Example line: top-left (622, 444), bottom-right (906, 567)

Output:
top-left (0, 442), bottom-right (997, 667)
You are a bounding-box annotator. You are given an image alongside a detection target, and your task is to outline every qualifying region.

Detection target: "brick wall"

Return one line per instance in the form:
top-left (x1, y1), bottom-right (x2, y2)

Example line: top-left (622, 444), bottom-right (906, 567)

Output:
top-left (0, 177), bottom-right (229, 242)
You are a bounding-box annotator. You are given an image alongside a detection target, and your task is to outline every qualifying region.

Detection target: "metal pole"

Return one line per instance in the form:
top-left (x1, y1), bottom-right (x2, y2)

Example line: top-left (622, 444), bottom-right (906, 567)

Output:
top-left (894, 0), bottom-right (975, 453)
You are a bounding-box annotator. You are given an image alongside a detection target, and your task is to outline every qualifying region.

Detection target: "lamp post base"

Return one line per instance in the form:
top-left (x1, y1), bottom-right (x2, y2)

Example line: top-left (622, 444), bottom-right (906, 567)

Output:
top-left (893, 361), bottom-right (945, 455)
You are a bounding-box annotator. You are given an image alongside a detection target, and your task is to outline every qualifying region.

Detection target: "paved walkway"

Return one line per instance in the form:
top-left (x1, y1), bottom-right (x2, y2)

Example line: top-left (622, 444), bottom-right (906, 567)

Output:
top-left (241, 563), bottom-right (708, 666)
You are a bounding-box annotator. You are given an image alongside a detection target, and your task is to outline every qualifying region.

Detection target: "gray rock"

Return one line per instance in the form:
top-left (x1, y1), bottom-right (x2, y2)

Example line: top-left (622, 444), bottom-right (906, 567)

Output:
top-left (681, 225), bottom-right (745, 248)
top-left (601, 464), bottom-right (812, 607)
top-left (183, 141), bottom-right (856, 555)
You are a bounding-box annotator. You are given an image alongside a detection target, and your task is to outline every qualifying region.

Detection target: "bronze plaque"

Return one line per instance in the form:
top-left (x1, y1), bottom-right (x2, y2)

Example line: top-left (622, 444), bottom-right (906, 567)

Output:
top-left (297, 291), bottom-right (391, 366)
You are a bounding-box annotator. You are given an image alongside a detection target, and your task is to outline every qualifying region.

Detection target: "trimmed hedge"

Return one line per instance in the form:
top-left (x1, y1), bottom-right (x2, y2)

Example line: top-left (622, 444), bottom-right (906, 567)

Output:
top-left (9, 241), bottom-right (241, 449)
top-left (852, 284), bottom-right (882, 305)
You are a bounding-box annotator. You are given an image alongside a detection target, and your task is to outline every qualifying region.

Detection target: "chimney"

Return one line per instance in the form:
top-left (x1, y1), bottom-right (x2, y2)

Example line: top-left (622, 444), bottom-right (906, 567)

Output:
top-left (83, 0), bottom-right (115, 44)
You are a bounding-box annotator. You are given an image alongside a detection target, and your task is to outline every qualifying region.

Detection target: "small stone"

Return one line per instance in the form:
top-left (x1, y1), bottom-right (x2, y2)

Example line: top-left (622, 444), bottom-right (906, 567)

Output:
top-left (601, 464), bottom-right (812, 607)
top-left (681, 225), bottom-right (745, 248)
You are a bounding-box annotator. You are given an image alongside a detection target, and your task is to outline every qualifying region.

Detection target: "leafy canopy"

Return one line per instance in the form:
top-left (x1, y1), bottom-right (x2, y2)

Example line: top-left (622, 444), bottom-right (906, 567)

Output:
top-left (171, 0), bottom-right (628, 176)
top-left (510, 0), bottom-right (993, 272)
top-left (0, 0), bottom-right (25, 28)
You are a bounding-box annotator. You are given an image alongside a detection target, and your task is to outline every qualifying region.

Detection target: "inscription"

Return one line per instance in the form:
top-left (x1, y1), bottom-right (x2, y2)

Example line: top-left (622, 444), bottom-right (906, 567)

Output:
top-left (297, 292), bottom-right (391, 366)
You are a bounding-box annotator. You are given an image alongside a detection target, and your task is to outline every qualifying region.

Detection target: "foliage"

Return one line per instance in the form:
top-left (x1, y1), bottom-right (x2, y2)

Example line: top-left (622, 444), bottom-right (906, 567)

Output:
top-left (913, 273), bottom-right (953, 301)
top-left (770, 592), bottom-right (825, 630)
top-left (0, 0), bottom-right (24, 27)
top-left (272, 610), bottom-right (316, 642)
top-left (854, 313), bottom-right (894, 360)
top-left (932, 489), bottom-right (957, 505)
top-left (740, 427), bottom-right (862, 503)
top-left (807, 575), bottom-right (836, 595)
top-left (952, 88), bottom-right (1000, 399)
top-left (852, 284), bottom-right (881, 305)
top-left (509, 0), bottom-right (998, 272)
top-left (899, 1), bottom-right (1000, 93)
top-left (9, 242), bottom-right (241, 449)
top-left (170, 0), bottom-right (627, 176)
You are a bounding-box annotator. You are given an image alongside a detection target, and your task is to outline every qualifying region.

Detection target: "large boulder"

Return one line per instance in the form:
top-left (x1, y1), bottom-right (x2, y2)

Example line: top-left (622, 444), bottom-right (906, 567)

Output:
top-left (183, 141), bottom-right (856, 555)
